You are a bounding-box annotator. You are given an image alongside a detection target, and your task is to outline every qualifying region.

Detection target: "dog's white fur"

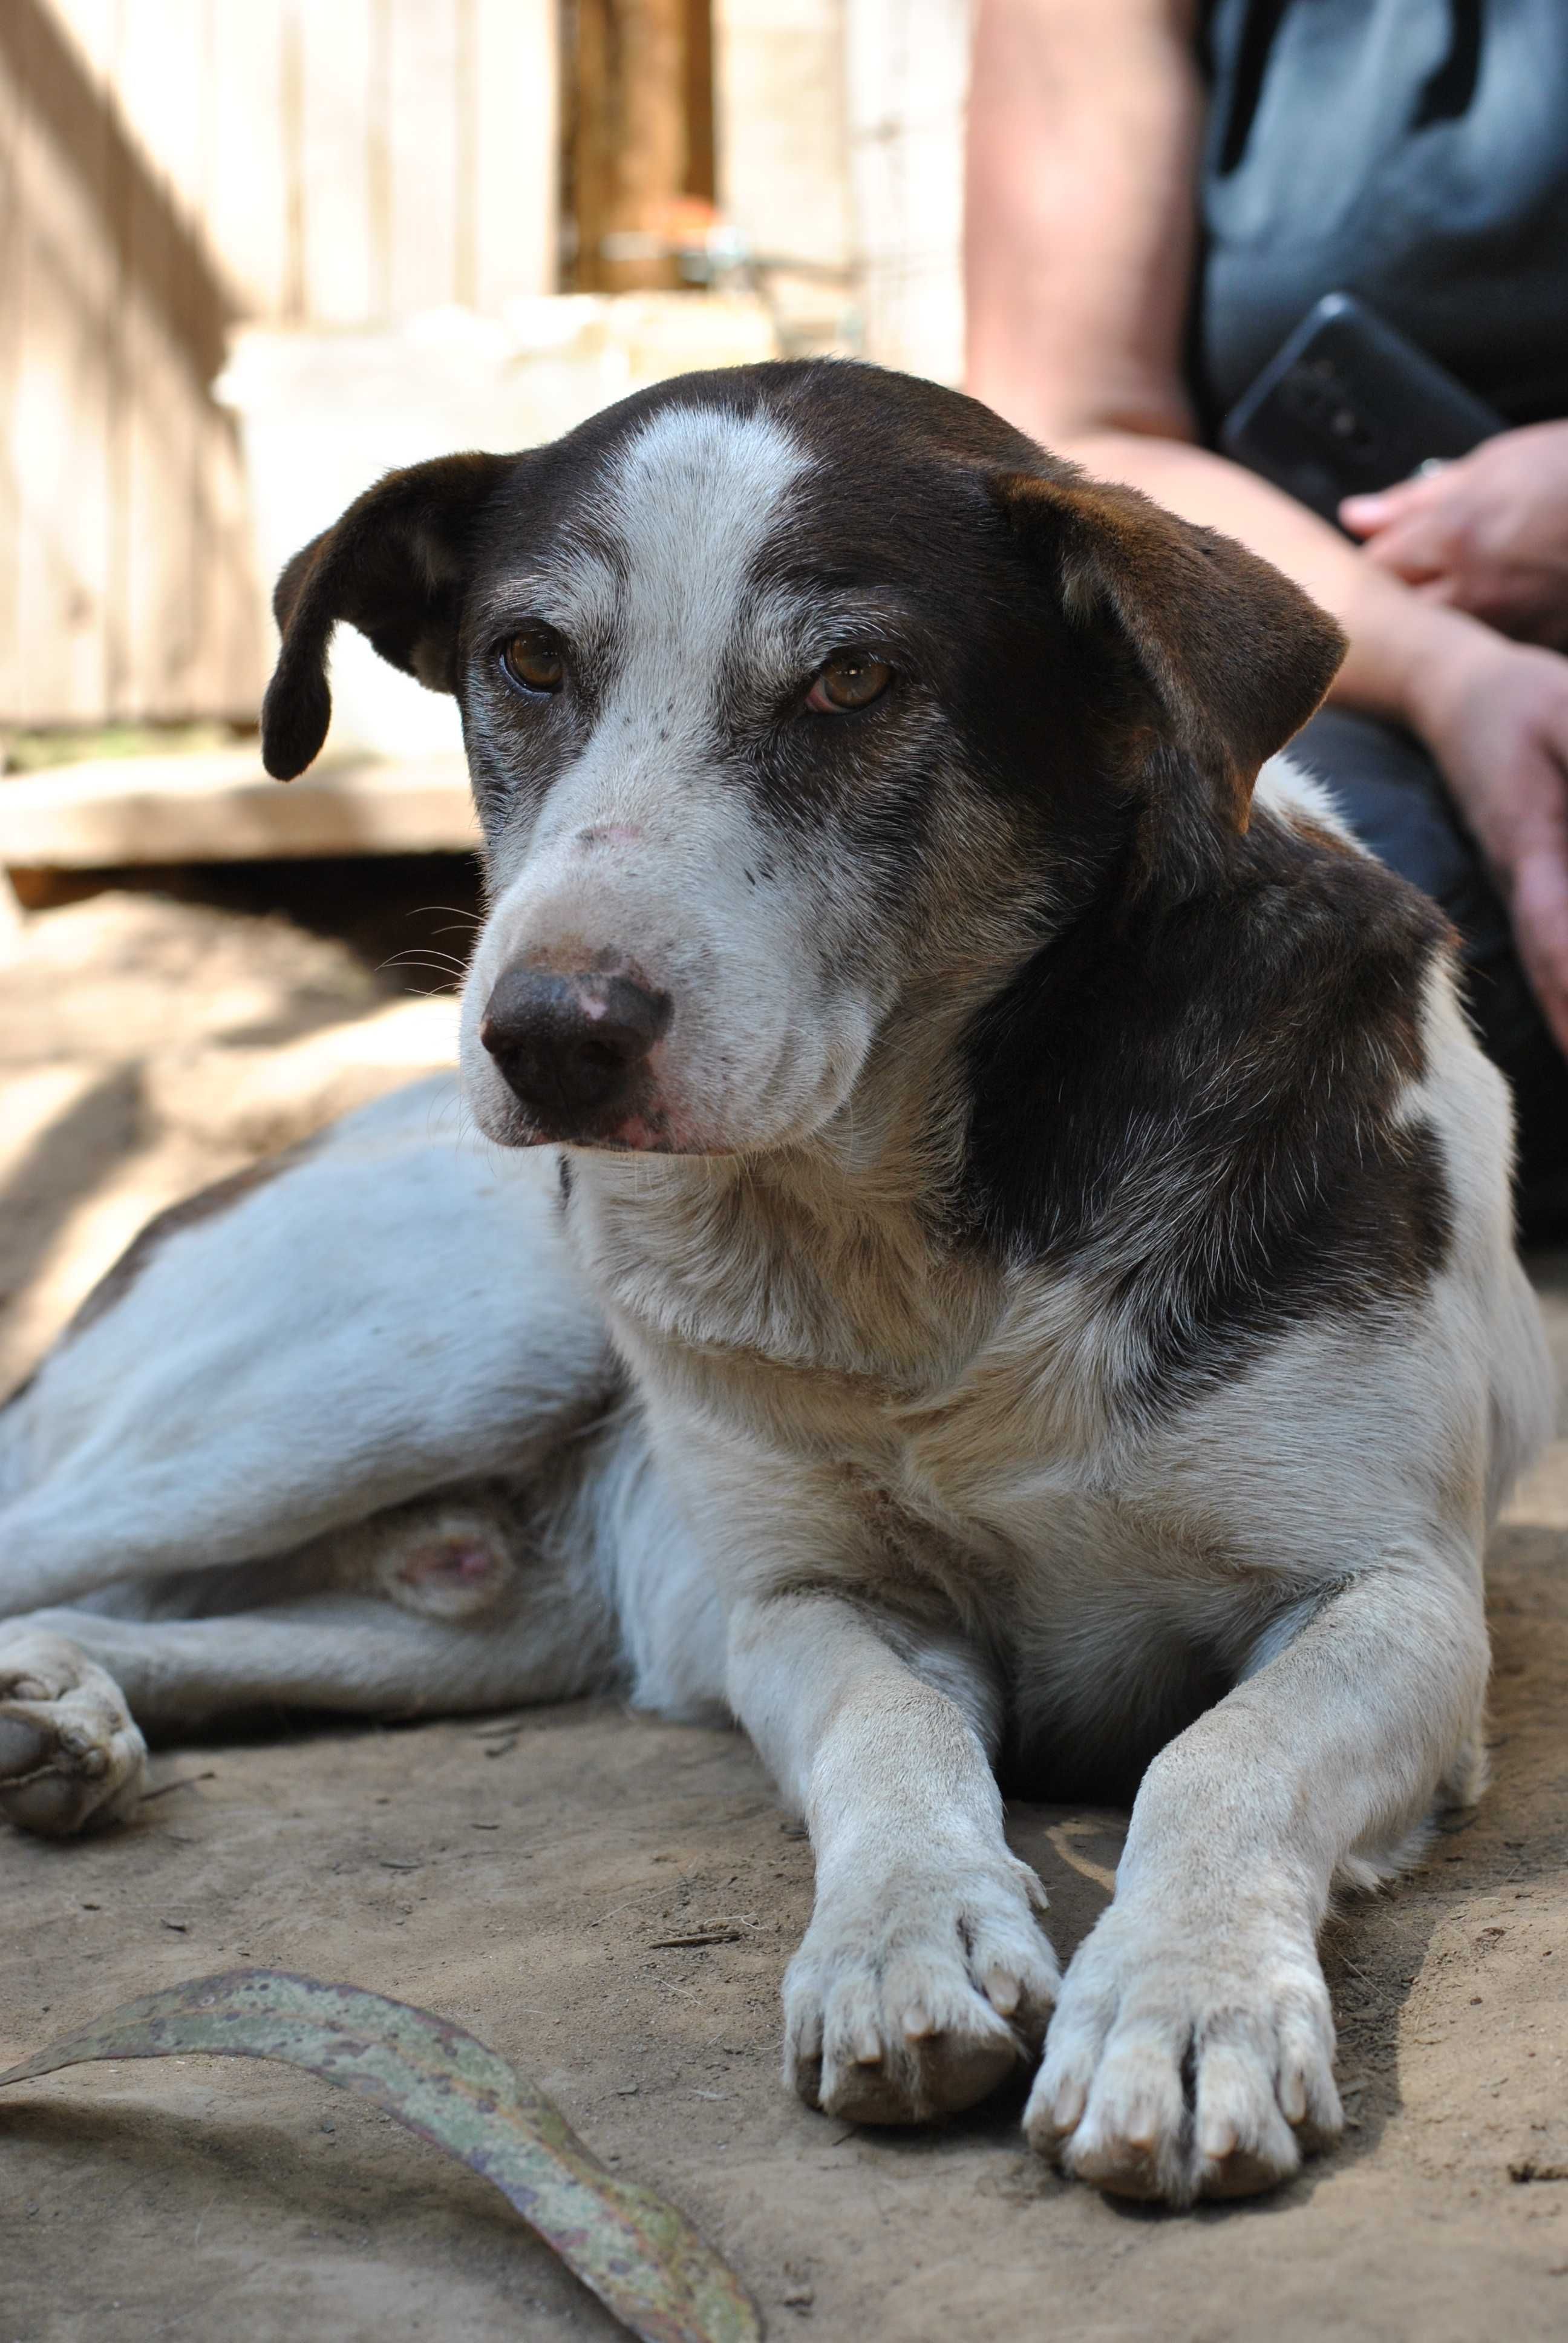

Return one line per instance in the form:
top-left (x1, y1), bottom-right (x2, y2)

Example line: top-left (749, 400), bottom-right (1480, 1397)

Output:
top-left (1, 395), bottom-right (1553, 2207)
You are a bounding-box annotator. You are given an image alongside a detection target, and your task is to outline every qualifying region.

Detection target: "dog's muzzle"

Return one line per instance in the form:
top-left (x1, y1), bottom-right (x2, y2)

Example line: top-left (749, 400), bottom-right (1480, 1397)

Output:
top-left (479, 965), bottom-right (672, 1139)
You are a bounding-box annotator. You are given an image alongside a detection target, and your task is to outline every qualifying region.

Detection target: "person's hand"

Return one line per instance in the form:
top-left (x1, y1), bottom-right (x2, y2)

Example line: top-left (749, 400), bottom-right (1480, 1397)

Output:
top-left (1406, 626), bottom-right (1568, 1055)
top-left (1341, 423), bottom-right (1568, 650)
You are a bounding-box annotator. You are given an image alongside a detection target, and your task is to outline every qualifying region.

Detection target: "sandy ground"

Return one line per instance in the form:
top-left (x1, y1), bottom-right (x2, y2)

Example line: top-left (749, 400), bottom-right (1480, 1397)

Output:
top-left (1, 885), bottom-right (1566, 2343)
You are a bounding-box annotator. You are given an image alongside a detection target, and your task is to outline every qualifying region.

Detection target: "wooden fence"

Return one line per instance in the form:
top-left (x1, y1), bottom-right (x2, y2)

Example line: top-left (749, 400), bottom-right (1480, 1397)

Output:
top-left (845, 0), bottom-right (969, 390)
top-left (0, 0), bottom-right (969, 732)
top-left (0, 0), bottom-right (557, 729)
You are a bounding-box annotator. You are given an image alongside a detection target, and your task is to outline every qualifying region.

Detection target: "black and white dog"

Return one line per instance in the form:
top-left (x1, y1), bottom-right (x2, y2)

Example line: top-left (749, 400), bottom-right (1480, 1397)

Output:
top-left (0, 362), bottom-right (1550, 2204)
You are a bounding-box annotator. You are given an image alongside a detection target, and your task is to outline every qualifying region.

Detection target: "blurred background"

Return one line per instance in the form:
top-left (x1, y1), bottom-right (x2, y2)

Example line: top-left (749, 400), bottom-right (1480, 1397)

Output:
top-left (0, 0), bottom-right (969, 772)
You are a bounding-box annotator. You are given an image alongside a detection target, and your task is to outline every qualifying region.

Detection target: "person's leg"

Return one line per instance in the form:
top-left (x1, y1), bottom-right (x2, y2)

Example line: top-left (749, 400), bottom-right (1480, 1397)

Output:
top-left (1292, 707), bottom-right (1568, 1239)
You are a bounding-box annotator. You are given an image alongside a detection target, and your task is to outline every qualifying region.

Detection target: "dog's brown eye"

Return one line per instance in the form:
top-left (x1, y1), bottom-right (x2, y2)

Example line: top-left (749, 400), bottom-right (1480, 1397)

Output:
top-left (807, 654), bottom-right (892, 713)
top-left (501, 630), bottom-right (566, 695)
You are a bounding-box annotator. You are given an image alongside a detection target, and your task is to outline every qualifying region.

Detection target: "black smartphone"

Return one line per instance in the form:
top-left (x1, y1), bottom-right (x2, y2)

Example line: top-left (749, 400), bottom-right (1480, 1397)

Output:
top-left (1220, 292), bottom-right (1506, 525)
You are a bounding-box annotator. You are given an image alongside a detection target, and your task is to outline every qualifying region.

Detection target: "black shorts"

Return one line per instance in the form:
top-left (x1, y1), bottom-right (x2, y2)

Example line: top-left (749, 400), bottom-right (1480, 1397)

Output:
top-left (1291, 707), bottom-right (1568, 1243)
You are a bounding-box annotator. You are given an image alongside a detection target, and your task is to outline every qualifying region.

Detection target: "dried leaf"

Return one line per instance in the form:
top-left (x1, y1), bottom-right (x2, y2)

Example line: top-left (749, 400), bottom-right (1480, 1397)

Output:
top-left (0, 1968), bottom-right (760, 2343)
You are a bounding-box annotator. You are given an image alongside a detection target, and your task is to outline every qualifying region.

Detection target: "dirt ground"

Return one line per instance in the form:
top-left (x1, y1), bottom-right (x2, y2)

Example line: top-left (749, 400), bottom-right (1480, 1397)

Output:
top-left (1, 879), bottom-right (1566, 2343)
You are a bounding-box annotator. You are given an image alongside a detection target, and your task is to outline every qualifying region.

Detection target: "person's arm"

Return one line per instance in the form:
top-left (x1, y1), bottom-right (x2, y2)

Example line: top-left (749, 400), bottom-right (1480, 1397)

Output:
top-left (964, 0), bottom-right (1202, 446)
top-left (965, 0), bottom-right (1568, 1054)
top-left (965, 0), bottom-right (1472, 718)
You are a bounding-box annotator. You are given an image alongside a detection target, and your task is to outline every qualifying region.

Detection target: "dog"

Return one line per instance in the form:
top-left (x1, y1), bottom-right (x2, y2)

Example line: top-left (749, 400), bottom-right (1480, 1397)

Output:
top-left (0, 361), bottom-right (1552, 2206)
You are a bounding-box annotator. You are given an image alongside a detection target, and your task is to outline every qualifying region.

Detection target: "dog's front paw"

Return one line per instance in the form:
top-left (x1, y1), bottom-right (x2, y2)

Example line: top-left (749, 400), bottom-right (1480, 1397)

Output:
top-left (784, 1847), bottom-right (1059, 2126)
top-left (0, 1630), bottom-right (148, 1837)
top-left (1024, 1900), bottom-right (1341, 2204)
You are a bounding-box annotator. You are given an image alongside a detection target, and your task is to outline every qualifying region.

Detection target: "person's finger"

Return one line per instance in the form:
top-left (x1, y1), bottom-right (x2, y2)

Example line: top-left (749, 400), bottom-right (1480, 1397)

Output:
top-left (1339, 477), bottom-right (1437, 536)
top-left (1341, 495), bottom-right (1397, 537)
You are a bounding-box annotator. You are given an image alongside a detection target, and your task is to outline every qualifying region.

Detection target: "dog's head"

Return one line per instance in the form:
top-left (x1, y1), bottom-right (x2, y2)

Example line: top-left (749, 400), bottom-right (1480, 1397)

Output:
top-left (262, 362), bottom-right (1343, 1156)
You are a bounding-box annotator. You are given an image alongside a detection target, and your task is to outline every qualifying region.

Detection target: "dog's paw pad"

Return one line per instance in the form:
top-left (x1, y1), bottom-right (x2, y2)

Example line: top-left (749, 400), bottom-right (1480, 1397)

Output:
top-left (0, 1631), bottom-right (148, 1837)
top-left (1025, 1905), bottom-right (1341, 2204)
top-left (784, 1851), bottom-right (1059, 2126)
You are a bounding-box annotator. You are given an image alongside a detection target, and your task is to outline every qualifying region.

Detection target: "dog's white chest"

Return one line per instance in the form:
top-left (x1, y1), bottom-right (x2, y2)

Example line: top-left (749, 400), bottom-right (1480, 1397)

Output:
top-left (572, 1164), bottom-right (1166, 1592)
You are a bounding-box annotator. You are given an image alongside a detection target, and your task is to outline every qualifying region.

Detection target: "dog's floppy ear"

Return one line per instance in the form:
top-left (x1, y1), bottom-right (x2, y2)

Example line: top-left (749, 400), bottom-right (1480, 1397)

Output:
top-left (995, 470), bottom-right (1345, 831)
top-left (261, 451), bottom-right (515, 780)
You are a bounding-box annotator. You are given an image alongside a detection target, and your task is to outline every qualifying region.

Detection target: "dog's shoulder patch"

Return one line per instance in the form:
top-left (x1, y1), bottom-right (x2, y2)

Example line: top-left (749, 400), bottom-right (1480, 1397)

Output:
top-left (957, 807), bottom-right (1457, 1411)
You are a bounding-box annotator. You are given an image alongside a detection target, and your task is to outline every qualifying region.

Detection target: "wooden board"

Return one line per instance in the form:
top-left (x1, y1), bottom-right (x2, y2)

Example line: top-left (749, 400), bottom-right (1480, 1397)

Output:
top-left (842, 0), bottom-right (969, 385)
top-left (0, 1), bottom-right (557, 729)
top-left (569, 0), bottom-right (713, 293)
top-left (0, 749), bottom-right (478, 865)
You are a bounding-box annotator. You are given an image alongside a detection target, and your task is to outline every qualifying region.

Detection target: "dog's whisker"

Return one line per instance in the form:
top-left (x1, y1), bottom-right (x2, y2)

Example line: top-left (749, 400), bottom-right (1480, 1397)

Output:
top-left (380, 948), bottom-right (469, 972)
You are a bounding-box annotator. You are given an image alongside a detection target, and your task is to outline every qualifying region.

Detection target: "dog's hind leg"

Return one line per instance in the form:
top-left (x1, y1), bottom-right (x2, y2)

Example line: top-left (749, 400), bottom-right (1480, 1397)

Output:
top-left (0, 1401), bottom-right (724, 1838)
top-left (0, 1455), bottom-right (632, 1837)
top-left (0, 1593), bottom-right (607, 1839)
top-left (0, 1079), bottom-right (615, 1614)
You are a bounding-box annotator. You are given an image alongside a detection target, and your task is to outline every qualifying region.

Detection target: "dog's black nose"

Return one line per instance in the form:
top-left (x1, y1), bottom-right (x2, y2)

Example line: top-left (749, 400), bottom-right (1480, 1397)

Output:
top-left (480, 966), bottom-right (671, 1128)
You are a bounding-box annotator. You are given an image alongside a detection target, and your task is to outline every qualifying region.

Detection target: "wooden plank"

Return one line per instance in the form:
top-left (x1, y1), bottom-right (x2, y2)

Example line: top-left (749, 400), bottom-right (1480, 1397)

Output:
top-left (684, 0), bottom-right (714, 206)
top-left (843, 0), bottom-right (969, 385)
top-left (0, 749), bottom-right (479, 865)
top-left (0, 19), bottom-right (32, 724)
top-left (299, 0), bottom-right (375, 326)
top-left (181, 0), bottom-right (254, 723)
top-left (473, 0), bottom-right (558, 308)
top-left (203, 0), bottom-right (290, 321)
top-left (117, 0), bottom-right (183, 719)
top-left (42, 0), bottom-right (116, 84)
top-left (114, 251), bottom-right (261, 721)
top-left (570, 0), bottom-right (695, 293)
top-left (0, 0), bottom-right (565, 728)
top-left (610, 0), bottom-right (689, 292)
top-left (1, 1), bottom-right (264, 726)
top-left (109, 0), bottom-right (206, 231)
top-left (1, 0), bottom-right (116, 724)
top-left (714, 0), bottom-right (850, 272)
top-left (567, 0), bottom-right (611, 292)
top-left (368, 0), bottom-right (394, 318)
top-left (453, 0), bottom-right (477, 305)
top-left (387, 0), bottom-right (460, 318)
